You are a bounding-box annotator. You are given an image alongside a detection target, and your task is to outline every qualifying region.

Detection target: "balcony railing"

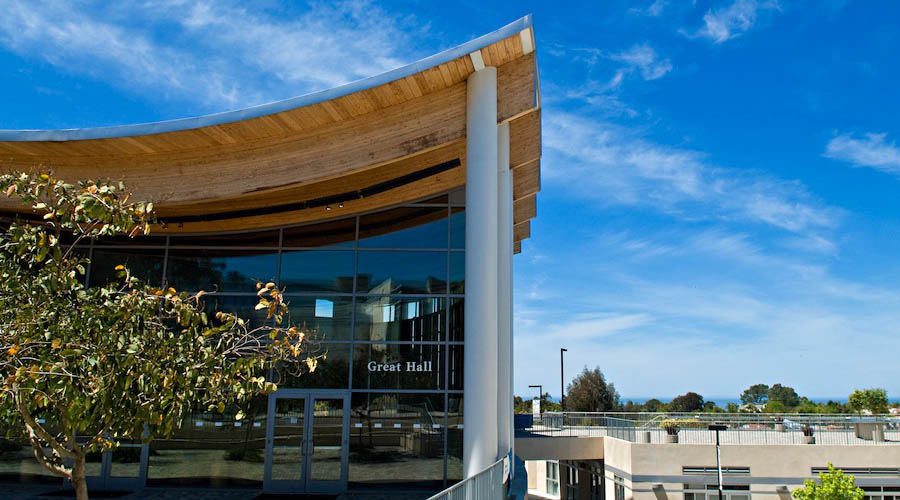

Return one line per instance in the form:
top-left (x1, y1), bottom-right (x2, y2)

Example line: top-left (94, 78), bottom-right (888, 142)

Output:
top-left (426, 456), bottom-right (508, 500)
top-left (515, 412), bottom-right (900, 445)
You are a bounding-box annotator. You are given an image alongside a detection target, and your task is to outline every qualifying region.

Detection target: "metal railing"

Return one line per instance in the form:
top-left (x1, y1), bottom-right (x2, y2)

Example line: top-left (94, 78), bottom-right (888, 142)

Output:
top-left (516, 412), bottom-right (900, 445)
top-left (427, 457), bottom-right (507, 500)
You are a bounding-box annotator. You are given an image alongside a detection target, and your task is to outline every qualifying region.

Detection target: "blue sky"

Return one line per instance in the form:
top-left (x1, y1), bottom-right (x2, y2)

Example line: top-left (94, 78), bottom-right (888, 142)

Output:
top-left (2, 1), bottom-right (899, 401)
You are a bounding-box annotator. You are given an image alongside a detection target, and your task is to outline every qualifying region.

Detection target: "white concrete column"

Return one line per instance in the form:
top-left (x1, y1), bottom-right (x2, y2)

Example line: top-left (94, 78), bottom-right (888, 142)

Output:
top-left (463, 66), bottom-right (499, 477)
top-left (497, 122), bottom-right (513, 463)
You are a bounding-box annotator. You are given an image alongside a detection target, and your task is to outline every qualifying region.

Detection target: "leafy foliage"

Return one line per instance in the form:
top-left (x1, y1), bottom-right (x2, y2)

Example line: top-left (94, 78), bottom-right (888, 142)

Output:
top-left (565, 366), bottom-right (619, 412)
top-left (0, 172), bottom-right (318, 499)
top-left (669, 392), bottom-right (704, 412)
top-left (740, 384), bottom-right (770, 405)
top-left (792, 464), bottom-right (864, 500)
top-left (848, 388), bottom-right (888, 414)
top-left (768, 383), bottom-right (801, 407)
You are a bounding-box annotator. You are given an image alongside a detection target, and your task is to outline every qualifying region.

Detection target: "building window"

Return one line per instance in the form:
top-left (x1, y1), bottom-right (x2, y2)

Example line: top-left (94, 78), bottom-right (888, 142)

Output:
top-left (684, 483), bottom-right (750, 500)
top-left (861, 486), bottom-right (900, 500)
top-left (614, 475), bottom-right (626, 500)
top-left (565, 464), bottom-right (579, 500)
top-left (547, 461), bottom-right (560, 498)
top-left (590, 471), bottom-right (603, 500)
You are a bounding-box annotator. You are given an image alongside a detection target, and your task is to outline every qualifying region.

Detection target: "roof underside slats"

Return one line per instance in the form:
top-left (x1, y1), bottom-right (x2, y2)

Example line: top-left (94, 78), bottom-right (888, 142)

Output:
top-left (0, 17), bottom-right (541, 253)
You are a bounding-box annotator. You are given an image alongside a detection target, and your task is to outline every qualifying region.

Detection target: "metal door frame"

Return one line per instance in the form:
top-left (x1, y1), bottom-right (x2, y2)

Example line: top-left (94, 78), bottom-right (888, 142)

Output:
top-left (263, 389), bottom-right (350, 494)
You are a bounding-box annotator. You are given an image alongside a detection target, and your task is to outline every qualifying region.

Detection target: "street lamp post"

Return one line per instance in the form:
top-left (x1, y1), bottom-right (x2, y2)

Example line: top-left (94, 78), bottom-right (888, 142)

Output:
top-left (560, 348), bottom-right (567, 412)
top-left (709, 424), bottom-right (727, 500)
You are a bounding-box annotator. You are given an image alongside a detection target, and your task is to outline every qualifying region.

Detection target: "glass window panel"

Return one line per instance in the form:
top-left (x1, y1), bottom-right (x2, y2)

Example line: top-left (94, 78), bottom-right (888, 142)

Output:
top-left (148, 400), bottom-right (267, 487)
top-left (88, 248), bottom-right (164, 287)
top-left (449, 251), bottom-right (464, 294)
top-left (107, 439), bottom-right (143, 478)
top-left (353, 344), bottom-right (442, 390)
top-left (285, 296), bottom-right (353, 342)
top-left (309, 397), bottom-right (344, 481)
top-left (447, 394), bottom-right (463, 481)
top-left (448, 345), bottom-right (463, 391)
top-left (282, 217), bottom-right (356, 248)
top-left (280, 250), bottom-right (355, 293)
top-left (358, 207), bottom-right (448, 249)
top-left (93, 233), bottom-right (168, 246)
top-left (349, 393), bottom-right (445, 488)
top-left (271, 398), bottom-right (305, 481)
top-left (168, 230), bottom-right (279, 247)
top-left (277, 343), bottom-right (351, 389)
top-left (450, 208), bottom-right (464, 249)
top-left (0, 437), bottom-right (62, 483)
top-left (165, 248), bottom-right (277, 293)
top-left (356, 251), bottom-right (446, 294)
top-left (355, 297), bottom-right (445, 342)
top-left (449, 298), bottom-right (463, 342)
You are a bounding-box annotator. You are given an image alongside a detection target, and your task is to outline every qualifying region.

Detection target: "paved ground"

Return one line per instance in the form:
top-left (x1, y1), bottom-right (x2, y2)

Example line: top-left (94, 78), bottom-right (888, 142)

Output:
top-left (0, 484), bottom-right (438, 500)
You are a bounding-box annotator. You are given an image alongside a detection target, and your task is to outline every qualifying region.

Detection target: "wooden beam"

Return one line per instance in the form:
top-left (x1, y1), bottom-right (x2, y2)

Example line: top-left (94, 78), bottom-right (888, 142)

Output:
top-left (514, 194), bottom-right (536, 225)
top-left (513, 159), bottom-right (540, 201)
top-left (513, 240), bottom-right (522, 254)
top-left (514, 220), bottom-right (531, 241)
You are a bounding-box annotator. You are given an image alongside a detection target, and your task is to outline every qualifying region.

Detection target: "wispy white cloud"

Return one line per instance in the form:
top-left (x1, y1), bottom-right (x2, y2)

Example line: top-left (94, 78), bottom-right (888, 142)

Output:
top-left (688, 0), bottom-right (780, 44)
top-left (824, 132), bottom-right (900, 176)
top-left (630, 0), bottom-right (667, 17)
top-left (542, 110), bottom-right (842, 236)
top-left (610, 44), bottom-right (673, 81)
top-left (0, 0), bottom-right (427, 112)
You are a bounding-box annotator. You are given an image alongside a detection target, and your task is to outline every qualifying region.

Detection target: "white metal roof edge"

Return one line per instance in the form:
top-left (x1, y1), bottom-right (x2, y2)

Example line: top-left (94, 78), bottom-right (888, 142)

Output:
top-left (0, 15), bottom-right (533, 142)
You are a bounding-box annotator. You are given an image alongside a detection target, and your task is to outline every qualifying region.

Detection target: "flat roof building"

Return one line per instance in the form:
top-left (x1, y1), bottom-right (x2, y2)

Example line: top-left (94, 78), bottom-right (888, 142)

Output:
top-left (0, 16), bottom-right (541, 496)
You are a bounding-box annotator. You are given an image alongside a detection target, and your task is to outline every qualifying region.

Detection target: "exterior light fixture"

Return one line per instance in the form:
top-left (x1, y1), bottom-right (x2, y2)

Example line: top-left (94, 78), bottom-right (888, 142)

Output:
top-left (338, 203), bottom-right (344, 208)
top-left (326, 206), bottom-right (331, 211)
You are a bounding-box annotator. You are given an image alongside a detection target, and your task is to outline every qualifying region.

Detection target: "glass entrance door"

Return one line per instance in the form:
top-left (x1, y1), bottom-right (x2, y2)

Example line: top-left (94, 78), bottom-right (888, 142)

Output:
top-left (264, 390), bottom-right (349, 494)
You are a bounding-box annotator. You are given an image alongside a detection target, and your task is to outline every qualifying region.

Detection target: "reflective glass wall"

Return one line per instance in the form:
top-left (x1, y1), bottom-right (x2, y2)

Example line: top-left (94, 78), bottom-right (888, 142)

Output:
top-left (78, 190), bottom-right (466, 489)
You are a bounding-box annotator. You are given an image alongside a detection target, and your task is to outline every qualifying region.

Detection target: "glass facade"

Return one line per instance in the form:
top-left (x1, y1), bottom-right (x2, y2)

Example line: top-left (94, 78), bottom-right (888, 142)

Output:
top-left (67, 191), bottom-right (465, 490)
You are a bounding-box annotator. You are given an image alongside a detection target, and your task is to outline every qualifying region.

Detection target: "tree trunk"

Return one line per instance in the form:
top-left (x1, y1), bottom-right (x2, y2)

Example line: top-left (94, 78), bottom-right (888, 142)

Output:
top-left (72, 454), bottom-right (89, 500)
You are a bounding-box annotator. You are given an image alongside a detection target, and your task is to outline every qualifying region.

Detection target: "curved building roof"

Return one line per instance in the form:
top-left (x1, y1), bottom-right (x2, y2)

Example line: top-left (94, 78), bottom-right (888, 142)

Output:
top-left (0, 16), bottom-right (541, 252)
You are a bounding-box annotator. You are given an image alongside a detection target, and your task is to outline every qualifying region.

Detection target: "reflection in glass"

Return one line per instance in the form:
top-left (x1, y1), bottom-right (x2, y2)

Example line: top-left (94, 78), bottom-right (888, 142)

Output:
top-left (168, 230), bottom-right (278, 247)
top-left (148, 400), bottom-right (267, 487)
top-left (358, 207), bottom-right (448, 249)
top-left (0, 437), bottom-right (63, 483)
top-left (356, 251), bottom-right (446, 294)
top-left (281, 250), bottom-right (355, 293)
top-left (88, 249), bottom-right (164, 287)
top-left (271, 398), bottom-right (304, 481)
top-left (446, 395), bottom-right (463, 482)
top-left (448, 345), bottom-right (463, 391)
top-left (282, 217), bottom-right (356, 248)
top-left (349, 393), bottom-right (444, 487)
top-left (309, 398), bottom-right (344, 481)
top-left (278, 344), bottom-right (350, 389)
top-left (449, 251), bottom-right (464, 294)
top-left (450, 208), bottom-right (464, 249)
top-left (353, 344), bottom-right (442, 390)
top-left (108, 439), bottom-right (143, 478)
top-left (354, 297), bottom-right (445, 342)
top-left (449, 298), bottom-right (463, 343)
top-left (286, 296), bottom-right (353, 342)
top-left (165, 248), bottom-right (277, 292)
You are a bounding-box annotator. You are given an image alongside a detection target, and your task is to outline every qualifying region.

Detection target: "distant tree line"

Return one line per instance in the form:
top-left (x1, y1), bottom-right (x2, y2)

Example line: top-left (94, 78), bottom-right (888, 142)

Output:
top-left (516, 366), bottom-right (895, 414)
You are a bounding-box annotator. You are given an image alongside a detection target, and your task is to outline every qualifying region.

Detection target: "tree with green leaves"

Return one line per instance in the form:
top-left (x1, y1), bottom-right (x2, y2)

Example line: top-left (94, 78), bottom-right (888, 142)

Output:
top-left (740, 383), bottom-right (770, 405)
top-left (791, 463), bottom-right (863, 500)
top-left (669, 392), bottom-right (704, 412)
top-left (848, 388), bottom-right (888, 414)
top-left (566, 367), bottom-right (619, 412)
top-left (768, 383), bottom-right (801, 408)
top-left (0, 173), bottom-right (319, 500)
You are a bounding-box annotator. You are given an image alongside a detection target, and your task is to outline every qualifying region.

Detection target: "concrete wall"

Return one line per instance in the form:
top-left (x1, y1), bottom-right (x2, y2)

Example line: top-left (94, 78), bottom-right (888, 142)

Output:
top-left (606, 438), bottom-right (900, 500)
top-left (516, 437), bottom-right (605, 461)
